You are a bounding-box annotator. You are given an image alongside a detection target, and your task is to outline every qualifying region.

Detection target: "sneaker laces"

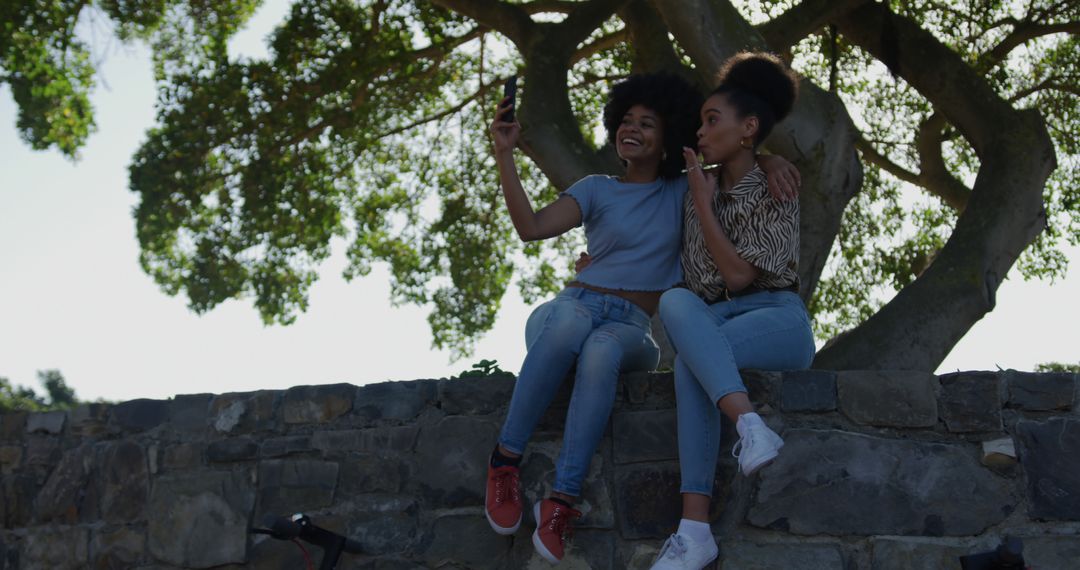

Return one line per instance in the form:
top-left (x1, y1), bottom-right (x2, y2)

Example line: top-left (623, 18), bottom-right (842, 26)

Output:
top-left (654, 534), bottom-right (688, 561)
top-left (492, 467), bottom-right (521, 506)
top-left (732, 426), bottom-right (757, 459)
top-left (546, 503), bottom-right (580, 542)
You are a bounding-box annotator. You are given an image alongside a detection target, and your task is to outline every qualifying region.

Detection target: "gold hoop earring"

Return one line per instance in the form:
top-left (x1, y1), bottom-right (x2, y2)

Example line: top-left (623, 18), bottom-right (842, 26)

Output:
top-left (740, 137), bottom-right (754, 149)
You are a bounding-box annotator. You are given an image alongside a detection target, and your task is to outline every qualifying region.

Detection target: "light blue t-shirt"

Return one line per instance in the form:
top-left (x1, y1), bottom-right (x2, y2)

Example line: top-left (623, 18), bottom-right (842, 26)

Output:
top-left (561, 174), bottom-right (687, 292)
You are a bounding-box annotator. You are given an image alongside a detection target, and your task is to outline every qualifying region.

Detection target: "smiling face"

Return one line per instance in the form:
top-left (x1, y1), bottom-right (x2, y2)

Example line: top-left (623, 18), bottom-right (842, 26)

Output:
top-left (615, 104), bottom-right (665, 166)
top-left (696, 93), bottom-right (758, 165)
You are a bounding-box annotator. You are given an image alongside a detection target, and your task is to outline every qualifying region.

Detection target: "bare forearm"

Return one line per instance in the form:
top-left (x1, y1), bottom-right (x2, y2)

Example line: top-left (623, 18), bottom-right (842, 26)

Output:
top-left (496, 150), bottom-right (582, 240)
top-left (496, 149), bottom-right (542, 241)
top-left (692, 194), bottom-right (759, 290)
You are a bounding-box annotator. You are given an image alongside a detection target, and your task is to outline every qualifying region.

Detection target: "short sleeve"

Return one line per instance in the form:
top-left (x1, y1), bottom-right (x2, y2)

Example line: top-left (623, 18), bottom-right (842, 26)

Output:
top-left (734, 196), bottom-right (798, 277)
top-left (560, 175), bottom-right (598, 225)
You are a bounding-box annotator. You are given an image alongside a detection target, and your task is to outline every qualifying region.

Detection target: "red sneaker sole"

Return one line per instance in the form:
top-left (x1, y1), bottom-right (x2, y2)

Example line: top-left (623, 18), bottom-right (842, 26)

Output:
top-left (484, 484), bottom-right (521, 535)
top-left (531, 502), bottom-right (562, 563)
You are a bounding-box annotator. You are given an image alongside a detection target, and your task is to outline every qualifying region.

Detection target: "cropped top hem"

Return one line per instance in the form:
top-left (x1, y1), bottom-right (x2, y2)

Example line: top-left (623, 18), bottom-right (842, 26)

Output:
top-left (571, 277), bottom-right (682, 294)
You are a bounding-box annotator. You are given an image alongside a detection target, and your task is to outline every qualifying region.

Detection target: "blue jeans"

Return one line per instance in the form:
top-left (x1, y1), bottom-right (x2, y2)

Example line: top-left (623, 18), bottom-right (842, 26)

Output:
top-left (499, 287), bottom-right (660, 496)
top-left (659, 287), bottom-right (815, 495)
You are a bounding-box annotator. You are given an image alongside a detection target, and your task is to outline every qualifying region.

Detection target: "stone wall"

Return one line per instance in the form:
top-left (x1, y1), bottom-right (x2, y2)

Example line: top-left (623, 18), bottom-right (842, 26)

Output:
top-left (0, 369), bottom-right (1078, 569)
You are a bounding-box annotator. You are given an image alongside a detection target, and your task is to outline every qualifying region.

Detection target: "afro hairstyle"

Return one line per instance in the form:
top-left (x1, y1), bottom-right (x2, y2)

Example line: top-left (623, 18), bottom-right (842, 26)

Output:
top-left (602, 72), bottom-right (704, 179)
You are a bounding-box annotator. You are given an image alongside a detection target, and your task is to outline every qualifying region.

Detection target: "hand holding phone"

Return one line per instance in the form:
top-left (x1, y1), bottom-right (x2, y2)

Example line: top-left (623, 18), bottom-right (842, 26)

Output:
top-left (502, 76), bottom-right (518, 123)
top-left (491, 76), bottom-right (520, 153)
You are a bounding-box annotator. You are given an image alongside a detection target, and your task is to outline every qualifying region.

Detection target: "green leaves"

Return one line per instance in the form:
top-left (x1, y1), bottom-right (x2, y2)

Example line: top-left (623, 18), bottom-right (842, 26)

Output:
top-left (1, 0), bottom-right (97, 157)
top-left (5, 0), bottom-right (1078, 359)
top-left (124, 1), bottom-right (586, 354)
top-left (0, 370), bottom-right (83, 412)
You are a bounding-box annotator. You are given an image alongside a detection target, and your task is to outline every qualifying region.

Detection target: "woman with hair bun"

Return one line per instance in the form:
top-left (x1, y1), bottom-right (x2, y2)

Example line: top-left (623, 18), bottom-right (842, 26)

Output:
top-left (649, 53), bottom-right (815, 569)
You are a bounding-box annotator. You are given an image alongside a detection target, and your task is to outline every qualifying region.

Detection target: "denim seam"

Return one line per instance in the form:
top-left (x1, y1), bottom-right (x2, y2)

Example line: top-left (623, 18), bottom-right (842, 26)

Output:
top-left (701, 320), bottom-right (811, 403)
top-left (699, 326), bottom-right (741, 405)
top-left (678, 370), bottom-right (720, 497)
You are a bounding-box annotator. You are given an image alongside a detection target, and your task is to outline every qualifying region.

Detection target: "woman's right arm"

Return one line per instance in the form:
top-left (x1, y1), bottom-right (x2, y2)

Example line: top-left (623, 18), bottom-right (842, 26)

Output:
top-left (682, 148), bottom-right (760, 291)
top-left (492, 98), bottom-right (582, 242)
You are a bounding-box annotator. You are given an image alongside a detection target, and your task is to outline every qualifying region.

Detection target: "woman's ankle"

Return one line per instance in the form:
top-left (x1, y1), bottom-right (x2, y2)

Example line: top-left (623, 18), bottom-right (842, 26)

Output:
top-left (496, 444), bottom-right (521, 459)
top-left (490, 445), bottom-right (522, 468)
top-left (549, 492), bottom-right (576, 506)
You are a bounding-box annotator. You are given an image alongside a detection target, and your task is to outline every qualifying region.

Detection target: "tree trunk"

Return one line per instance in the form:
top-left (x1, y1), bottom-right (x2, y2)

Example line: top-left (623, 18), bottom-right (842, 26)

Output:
top-left (814, 1), bottom-right (1055, 370)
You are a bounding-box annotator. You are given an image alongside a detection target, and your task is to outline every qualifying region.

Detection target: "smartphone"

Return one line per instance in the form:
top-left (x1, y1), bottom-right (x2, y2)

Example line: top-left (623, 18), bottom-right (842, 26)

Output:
top-left (502, 76), bottom-right (518, 123)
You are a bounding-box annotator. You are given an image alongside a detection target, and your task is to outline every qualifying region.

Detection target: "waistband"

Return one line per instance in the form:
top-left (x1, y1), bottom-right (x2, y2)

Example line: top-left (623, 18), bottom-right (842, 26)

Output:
top-left (557, 287), bottom-right (652, 326)
top-left (706, 282), bottom-right (799, 304)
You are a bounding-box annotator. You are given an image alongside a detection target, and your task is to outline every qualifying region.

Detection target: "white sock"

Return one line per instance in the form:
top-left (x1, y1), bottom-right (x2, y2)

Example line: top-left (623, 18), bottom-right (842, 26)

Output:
top-left (736, 412), bottom-right (762, 438)
top-left (676, 518), bottom-right (712, 544)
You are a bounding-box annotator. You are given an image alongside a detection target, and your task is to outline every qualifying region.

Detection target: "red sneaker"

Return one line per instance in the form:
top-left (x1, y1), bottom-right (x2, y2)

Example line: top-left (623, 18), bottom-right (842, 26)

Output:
top-left (485, 464), bottom-right (522, 534)
top-left (532, 499), bottom-right (581, 563)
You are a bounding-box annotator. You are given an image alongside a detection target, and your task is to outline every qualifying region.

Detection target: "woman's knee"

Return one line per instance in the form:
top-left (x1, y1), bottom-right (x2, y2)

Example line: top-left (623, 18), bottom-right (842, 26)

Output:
top-left (659, 288), bottom-right (702, 328)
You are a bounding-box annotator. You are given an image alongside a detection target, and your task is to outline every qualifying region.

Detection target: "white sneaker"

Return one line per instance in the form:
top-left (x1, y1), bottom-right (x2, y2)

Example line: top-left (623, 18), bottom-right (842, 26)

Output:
top-left (733, 414), bottom-right (784, 476)
top-left (649, 533), bottom-right (719, 569)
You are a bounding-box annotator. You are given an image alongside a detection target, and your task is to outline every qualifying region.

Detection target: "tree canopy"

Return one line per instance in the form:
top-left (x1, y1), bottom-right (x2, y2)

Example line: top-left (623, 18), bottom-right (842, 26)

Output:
top-left (3, 0), bottom-right (1077, 369)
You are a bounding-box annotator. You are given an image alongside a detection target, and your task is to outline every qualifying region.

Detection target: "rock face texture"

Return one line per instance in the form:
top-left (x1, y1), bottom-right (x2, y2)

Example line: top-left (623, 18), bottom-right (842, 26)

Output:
top-left (0, 370), bottom-right (1077, 568)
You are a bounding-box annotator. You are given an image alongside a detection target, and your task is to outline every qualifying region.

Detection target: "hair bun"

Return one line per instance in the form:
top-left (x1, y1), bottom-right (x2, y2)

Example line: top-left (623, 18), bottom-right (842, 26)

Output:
top-left (717, 52), bottom-right (798, 121)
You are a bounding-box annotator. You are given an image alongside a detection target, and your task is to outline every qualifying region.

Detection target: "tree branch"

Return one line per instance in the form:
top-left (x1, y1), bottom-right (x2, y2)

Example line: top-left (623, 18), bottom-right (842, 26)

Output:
top-left (570, 28), bottom-right (628, 65)
top-left (1011, 78), bottom-right (1080, 101)
top-left (836, 3), bottom-right (1016, 156)
top-left (412, 26), bottom-right (487, 61)
top-left (757, 0), bottom-right (865, 53)
top-left (375, 77), bottom-right (504, 140)
top-left (650, 0), bottom-right (767, 79)
top-left (430, 0), bottom-right (534, 48)
top-left (914, 114), bottom-right (972, 211)
top-left (618, 0), bottom-right (686, 75)
top-left (270, 24), bottom-right (485, 151)
top-left (979, 20), bottom-right (1080, 70)
top-left (1029, 1), bottom-right (1077, 25)
top-left (854, 137), bottom-right (921, 186)
top-left (509, 0), bottom-right (632, 189)
top-left (569, 73), bottom-right (629, 89)
top-left (857, 121), bottom-right (973, 212)
top-left (560, 0), bottom-right (631, 47)
top-left (521, 0), bottom-right (579, 14)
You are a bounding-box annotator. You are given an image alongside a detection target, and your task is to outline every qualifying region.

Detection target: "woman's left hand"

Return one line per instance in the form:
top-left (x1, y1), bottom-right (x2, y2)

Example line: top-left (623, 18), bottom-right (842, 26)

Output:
top-left (683, 147), bottom-right (716, 201)
top-left (574, 252), bottom-right (592, 273)
top-left (758, 154), bottom-right (801, 201)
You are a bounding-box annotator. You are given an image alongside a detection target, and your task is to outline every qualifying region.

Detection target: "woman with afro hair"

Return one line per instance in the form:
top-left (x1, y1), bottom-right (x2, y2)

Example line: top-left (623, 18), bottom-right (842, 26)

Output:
top-left (484, 71), bottom-right (799, 563)
top-left (649, 53), bottom-right (815, 569)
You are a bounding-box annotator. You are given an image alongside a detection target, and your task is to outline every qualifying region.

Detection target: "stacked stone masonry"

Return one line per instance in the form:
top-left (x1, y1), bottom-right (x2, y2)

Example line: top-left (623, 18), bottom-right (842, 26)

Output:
top-left (0, 369), bottom-right (1078, 569)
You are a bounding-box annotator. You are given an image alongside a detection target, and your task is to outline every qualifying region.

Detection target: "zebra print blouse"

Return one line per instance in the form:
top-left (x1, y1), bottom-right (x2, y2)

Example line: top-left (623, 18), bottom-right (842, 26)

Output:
top-left (680, 164), bottom-right (800, 302)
